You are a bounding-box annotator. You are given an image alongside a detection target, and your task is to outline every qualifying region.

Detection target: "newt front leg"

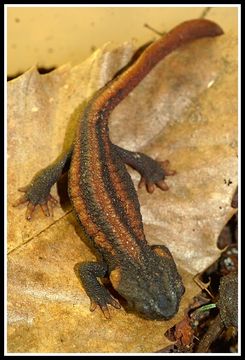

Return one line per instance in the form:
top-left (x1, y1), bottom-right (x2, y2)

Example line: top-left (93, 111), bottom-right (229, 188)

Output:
top-left (77, 262), bottom-right (121, 319)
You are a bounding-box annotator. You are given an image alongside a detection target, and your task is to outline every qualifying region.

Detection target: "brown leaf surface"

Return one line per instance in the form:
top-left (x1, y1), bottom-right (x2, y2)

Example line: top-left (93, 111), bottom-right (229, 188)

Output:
top-left (7, 32), bottom-right (237, 353)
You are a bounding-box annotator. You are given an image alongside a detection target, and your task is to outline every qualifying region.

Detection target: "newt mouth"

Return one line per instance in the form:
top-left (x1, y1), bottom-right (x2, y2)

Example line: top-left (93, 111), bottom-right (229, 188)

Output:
top-left (126, 298), bottom-right (179, 320)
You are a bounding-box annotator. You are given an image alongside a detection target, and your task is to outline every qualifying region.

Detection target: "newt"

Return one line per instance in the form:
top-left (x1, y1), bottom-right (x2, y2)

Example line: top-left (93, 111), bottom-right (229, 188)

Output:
top-left (14, 19), bottom-right (224, 320)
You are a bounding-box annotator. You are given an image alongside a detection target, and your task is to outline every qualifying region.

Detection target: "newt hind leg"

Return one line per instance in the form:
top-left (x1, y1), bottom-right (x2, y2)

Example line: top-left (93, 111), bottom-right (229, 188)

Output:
top-left (13, 148), bottom-right (73, 220)
top-left (113, 144), bottom-right (176, 193)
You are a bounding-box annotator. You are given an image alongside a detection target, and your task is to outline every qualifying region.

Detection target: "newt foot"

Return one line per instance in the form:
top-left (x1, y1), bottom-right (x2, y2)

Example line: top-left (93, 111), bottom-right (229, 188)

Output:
top-left (89, 292), bottom-right (121, 319)
top-left (138, 159), bottom-right (176, 193)
top-left (13, 186), bottom-right (58, 220)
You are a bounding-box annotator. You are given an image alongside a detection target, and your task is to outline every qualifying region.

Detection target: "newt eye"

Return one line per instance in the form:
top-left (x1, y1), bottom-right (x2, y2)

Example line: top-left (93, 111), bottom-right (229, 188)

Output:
top-left (109, 267), bottom-right (121, 290)
top-left (151, 244), bottom-right (172, 259)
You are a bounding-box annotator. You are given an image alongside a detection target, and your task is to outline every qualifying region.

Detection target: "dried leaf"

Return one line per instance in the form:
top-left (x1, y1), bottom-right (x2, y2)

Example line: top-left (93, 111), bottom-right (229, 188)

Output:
top-left (7, 32), bottom-right (237, 353)
top-left (174, 317), bottom-right (194, 346)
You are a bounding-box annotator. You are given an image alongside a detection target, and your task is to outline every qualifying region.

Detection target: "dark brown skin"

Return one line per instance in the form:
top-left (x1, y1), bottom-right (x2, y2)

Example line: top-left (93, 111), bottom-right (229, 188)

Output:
top-left (14, 19), bottom-right (224, 320)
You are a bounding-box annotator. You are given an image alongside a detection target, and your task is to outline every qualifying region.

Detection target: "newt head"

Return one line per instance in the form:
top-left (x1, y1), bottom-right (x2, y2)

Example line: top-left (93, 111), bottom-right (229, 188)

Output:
top-left (110, 245), bottom-right (185, 320)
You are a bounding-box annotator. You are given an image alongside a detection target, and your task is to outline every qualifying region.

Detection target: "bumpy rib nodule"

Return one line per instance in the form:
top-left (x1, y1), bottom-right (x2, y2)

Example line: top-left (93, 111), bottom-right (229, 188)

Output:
top-left (69, 19), bottom-right (223, 262)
